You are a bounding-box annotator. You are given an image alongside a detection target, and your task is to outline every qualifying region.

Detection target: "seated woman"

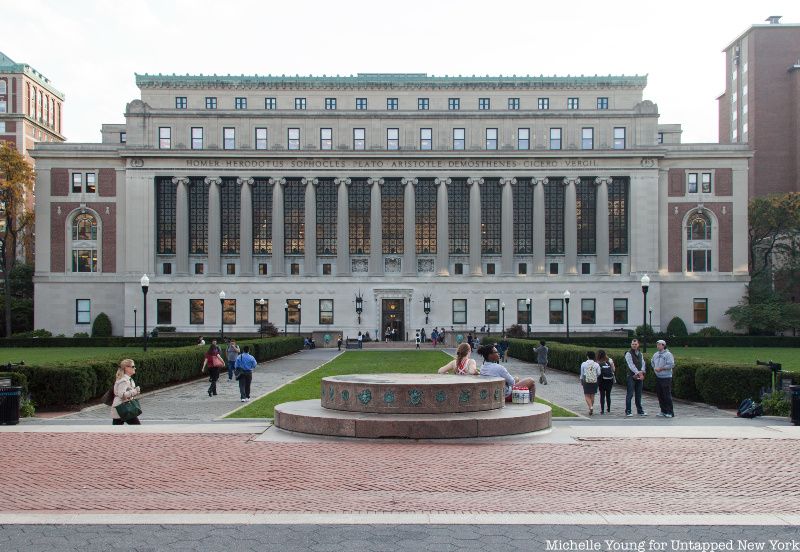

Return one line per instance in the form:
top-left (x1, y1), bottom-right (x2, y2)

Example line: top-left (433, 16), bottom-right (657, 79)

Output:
top-left (477, 344), bottom-right (536, 401)
top-left (437, 343), bottom-right (478, 375)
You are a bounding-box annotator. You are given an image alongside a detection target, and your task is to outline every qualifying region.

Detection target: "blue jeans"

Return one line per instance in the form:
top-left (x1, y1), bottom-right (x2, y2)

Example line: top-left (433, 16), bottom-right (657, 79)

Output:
top-left (625, 375), bottom-right (644, 415)
top-left (227, 360), bottom-right (235, 380)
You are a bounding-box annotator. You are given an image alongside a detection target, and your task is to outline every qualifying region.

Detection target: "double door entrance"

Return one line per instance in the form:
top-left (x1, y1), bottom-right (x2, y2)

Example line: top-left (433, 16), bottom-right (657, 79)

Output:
top-left (381, 299), bottom-right (405, 341)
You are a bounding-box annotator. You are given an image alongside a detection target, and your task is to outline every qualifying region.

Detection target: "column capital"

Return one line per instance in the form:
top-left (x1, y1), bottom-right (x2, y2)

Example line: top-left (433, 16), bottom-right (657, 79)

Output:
top-left (499, 177), bottom-right (517, 186)
top-left (435, 177), bottom-right (451, 186)
top-left (171, 176), bottom-right (190, 186)
top-left (531, 177), bottom-right (549, 186)
top-left (334, 177), bottom-right (352, 186)
top-left (236, 177), bottom-right (255, 186)
top-left (562, 177), bottom-right (580, 186)
top-left (401, 177), bottom-right (418, 187)
top-left (268, 177), bottom-right (286, 186)
top-left (467, 177), bottom-right (484, 187)
top-left (301, 177), bottom-right (319, 187)
top-left (594, 176), bottom-right (613, 186)
top-left (367, 177), bottom-right (384, 186)
top-left (204, 176), bottom-right (222, 186)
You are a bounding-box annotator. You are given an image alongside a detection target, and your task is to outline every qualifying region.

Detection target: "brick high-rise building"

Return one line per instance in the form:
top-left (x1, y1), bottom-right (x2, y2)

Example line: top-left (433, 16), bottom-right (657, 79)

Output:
top-left (718, 16), bottom-right (800, 197)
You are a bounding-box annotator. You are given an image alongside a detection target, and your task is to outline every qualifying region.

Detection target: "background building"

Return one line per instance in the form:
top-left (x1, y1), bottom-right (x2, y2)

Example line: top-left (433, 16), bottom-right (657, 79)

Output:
top-left (718, 15), bottom-right (800, 197)
top-left (31, 73), bottom-right (750, 339)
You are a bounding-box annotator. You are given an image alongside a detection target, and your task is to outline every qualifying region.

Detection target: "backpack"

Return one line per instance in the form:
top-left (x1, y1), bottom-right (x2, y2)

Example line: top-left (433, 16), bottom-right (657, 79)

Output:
top-left (600, 363), bottom-right (615, 381)
top-left (584, 362), bottom-right (598, 384)
top-left (737, 398), bottom-right (763, 419)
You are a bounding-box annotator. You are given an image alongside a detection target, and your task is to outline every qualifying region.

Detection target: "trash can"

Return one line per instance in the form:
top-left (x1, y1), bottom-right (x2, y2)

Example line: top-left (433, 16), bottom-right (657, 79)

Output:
top-left (791, 385), bottom-right (800, 426)
top-left (0, 386), bottom-right (21, 425)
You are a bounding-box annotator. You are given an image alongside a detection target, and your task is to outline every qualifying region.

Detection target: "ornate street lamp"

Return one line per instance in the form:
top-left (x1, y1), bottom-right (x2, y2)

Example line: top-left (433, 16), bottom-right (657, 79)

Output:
top-left (423, 296), bottom-right (431, 325)
top-left (649, 306), bottom-right (653, 332)
top-left (563, 290), bottom-right (571, 343)
top-left (641, 274), bottom-right (650, 352)
top-left (297, 304), bottom-right (301, 335)
top-left (140, 274), bottom-right (149, 351)
top-left (133, 307), bottom-right (137, 339)
top-left (501, 302), bottom-right (505, 337)
top-left (219, 291), bottom-right (226, 341)
top-left (258, 298), bottom-right (266, 339)
top-left (355, 292), bottom-right (363, 324)
top-left (525, 298), bottom-right (531, 338)
top-left (284, 302), bottom-right (288, 335)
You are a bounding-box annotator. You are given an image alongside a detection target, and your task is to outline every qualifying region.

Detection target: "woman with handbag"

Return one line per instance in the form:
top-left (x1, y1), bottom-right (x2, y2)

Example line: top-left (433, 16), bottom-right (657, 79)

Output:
top-left (201, 343), bottom-right (225, 397)
top-left (111, 359), bottom-right (142, 425)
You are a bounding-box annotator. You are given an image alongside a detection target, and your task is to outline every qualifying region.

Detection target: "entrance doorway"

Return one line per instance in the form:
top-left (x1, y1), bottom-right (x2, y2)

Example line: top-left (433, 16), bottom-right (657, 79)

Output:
top-left (381, 299), bottom-right (405, 342)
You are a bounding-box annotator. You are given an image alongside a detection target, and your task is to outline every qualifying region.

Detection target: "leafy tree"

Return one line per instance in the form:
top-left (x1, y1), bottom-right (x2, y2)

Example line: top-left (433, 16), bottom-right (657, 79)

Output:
top-left (726, 280), bottom-right (800, 334)
top-left (0, 143), bottom-right (35, 337)
top-left (666, 317), bottom-right (688, 338)
top-left (91, 312), bottom-right (112, 337)
top-left (749, 193), bottom-right (800, 282)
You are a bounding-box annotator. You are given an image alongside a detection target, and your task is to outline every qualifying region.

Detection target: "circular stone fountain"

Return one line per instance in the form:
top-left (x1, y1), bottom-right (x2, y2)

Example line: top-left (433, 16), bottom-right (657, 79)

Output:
top-left (274, 373), bottom-right (552, 439)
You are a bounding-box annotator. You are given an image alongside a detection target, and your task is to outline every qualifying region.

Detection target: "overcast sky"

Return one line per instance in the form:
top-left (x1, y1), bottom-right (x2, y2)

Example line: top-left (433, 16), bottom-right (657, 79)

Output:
top-left (2, 0), bottom-right (797, 144)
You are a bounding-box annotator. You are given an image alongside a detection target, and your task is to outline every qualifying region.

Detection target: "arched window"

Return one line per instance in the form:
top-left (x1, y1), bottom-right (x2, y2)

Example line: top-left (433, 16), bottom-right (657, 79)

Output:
top-left (70, 212), bottom-right (99, 272)
top-left (0, 80), bottom-right (7, 94)
top-left (686, 212), bottom-right (711, 272)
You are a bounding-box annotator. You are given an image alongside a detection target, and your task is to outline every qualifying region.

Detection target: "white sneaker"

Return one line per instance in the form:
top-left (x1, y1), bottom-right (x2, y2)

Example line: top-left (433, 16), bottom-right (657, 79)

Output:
top-left (665, 414), bottom-right (674, 418)
top-left (241, 399), bottom-right (246, 402)
top-left (639, 412), bottom-right (648, 416)
top-left (657, 412), bottom-right (667, 417)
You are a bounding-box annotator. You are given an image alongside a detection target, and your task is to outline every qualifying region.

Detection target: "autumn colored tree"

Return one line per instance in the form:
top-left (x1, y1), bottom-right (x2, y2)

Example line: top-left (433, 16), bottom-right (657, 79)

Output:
top-left (0, 142), bottom-right (35, 336)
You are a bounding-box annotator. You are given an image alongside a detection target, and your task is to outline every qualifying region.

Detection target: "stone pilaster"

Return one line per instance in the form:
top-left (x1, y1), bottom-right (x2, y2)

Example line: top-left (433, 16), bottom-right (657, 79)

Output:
top-left (205, 176), bottom-right (222, 276)
top-left (172, 176), bottom-right (190, 275)
top-left (402, 177), bottom-right (417, 276)
top-left (533, 177), bottom-right (547, 274)
top-left (500, 177), bottom-right (515, 275)
top-left (468, 177), bottom-right (483, 276)
top-left (595, 177), bottom-right (611, 275)
top-left (237, 177), bottom-right (254, 276)
top-left (368, 177), bottom-right (384, 276)
top-left (658, 169), bottom-right (669, 273)
top-left (270, 177), bottom-right (286, 276)
top-left (303, 177), bottom-right (318, 276)
top-left (335, 177), bottom-right (351, 276)
top-left (563, 177), bottom-right (578, 275)
top-left (435, 177), bottom-right (450, 276)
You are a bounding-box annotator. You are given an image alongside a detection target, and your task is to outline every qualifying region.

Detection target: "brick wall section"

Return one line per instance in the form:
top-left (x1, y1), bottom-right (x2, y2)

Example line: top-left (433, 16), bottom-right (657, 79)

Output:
top-left (98, 168), bottom-right (116, 197)
top-left (51, 168), bottom-right (68, 196)
top-left (90, 203), bottom-right (116, 273)
top-left (3, 121), bottom-right (15, 132)
top-left (668, 169), bottom-right (685, 197)
top-left (715, 169), bottom-right (732, 196)
top-left (668, 202), bottom-right (733, 273)
top-left (50, 202), bottom-right (79, 272)
top-left (50, 203), bottom-right (115, 273)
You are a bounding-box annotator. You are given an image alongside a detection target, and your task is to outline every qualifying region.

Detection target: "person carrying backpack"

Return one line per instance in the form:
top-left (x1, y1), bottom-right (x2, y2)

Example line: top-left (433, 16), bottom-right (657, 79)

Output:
top-left (597, 349), bottom-right (616, 414)
top-left (580, 351), bottom-right (601, 416)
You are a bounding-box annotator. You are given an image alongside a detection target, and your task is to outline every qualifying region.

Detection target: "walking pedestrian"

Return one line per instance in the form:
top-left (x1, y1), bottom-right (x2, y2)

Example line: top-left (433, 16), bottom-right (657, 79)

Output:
top-left (431, 328), bottom-right (439, 347)
top-left (580, 351), bottom-right (601, 416)
top-left (385, 326), bottom-right (391, 343)
top-left (111, 359), bottom-right (141, 425)
top-left (202, 344), bottom-right (225, 397)
top-left (420, 328), bottom-right (426, 343)
top-left (534, 340), bottom-right (549, 385)
top-left (337, 335), bottom-right (343, 351)
top-left (235, 345), bottom-right (257, 402)
top-left (415, 331), bottom-right (421, 349)
top-left (624, 339), bottom-right (647, 417)
top-left (597, 349), bottom-right (616, 414)
top-left (226, 339), bottom-right (240, 381)
top-left (652, 339), bottom-right (675, 418)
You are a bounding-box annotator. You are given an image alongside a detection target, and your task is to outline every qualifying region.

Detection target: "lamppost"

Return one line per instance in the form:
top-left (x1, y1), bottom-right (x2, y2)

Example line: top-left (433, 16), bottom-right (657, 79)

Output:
top-left (501, 302), bottom-right (505, 337)
top-left (140, 274), bottom-right (149, 352)
top-left (525, 298), bottom-right (531, 338)
top-left (297, 304), bottom-right (301, 335)
top-left (355, 293), bottom-right (363, 324)
top-left (258, 298), bottom-right (266, 339)
top-left (423, 296), bottom-right (431, 325)
top-left (133, 307), bottom-right (137, 339)
top-left (649, 306), bottom-right (653, 332)
top-left (284, 302), bottom-right (288, 335)
top-left (641, 274), bottom-right (650, 352)
top-left (219, 291), bottom-right (226, 341)
top-left (563, 290), bottom-right (571, 343)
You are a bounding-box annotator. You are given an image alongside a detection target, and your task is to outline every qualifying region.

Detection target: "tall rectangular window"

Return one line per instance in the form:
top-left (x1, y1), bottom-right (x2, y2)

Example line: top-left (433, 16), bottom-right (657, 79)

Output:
top-left (382, 179), bottom-right (404, 254)
top-left (448, 98), bottom-right (460, 110)
top-left (597, 97), bottom-right (609, 109)
top-left (415, 179), bottom-right (437, 254)
top-left (538, 97), bottom-right (549, 110)
top-left (545, 181), bottom-right (564, 254)
top-left (513, 180), bottom-right (533, 254)
top-left (175, 96), bottom-right (187, 109)
top-left (76, 299), bottom-right (91, 324)
top-left (581, 127), bottom-right (594, 150)
top-left (255, 128), bottom-right (268, 150)
top-left (549, 299), bottom-right (564, 324)
top-left (609, 177), bottom-right (629, 254)
top-left (693, 299), bottom-right (708, 324)
top-left (324, 97), bottom-right (336, 110)
top-left (453, 299), bottom-right (467, 324)
top-left (701, 173), bottom-right (712, 193)
top-left (481, 180), bottom-right (501, 254)
top-left (159, 127), bottom-right (171, 149)
top-left (688, 173), bottom-right (698, 193)
top-left (657, 132), bottom-right (664, 144)
top-left (119, 132), bottom-right (126, 143)
top-left (549, 128), bottom-right (561, 150)
top-left (567, 97), bottom-right (579, 109)
top-left (508, 97), bottom-right (520, 110)
top-left (72, 173), bottom-right (82, 193)
top-left (265, 97), bottom-right (276, 110)
top-left (485, 128), bottom-right (498, 150)
top-left (157, 299), bottom-right (172, 325)
top-left (348, 180), bottom-right (370, 254)
top-left (205, 97), bottom-right (217, 109)
top-left (189, 178), bottom-right (209, 254)
top-left (190, 299), bottom-right (204, 325)
top-left (316, 179), bottom-right (337, 255)
top-left (387, 128), bottom-right (399, 150)
top-left (295, 98), bottom-right (306, 110)
top-left (581, 298), bottom-right (596, 324)
top-left (252, 179), bottom-right (272, 254)
top-left (577, 178), bottom-right (597, 255)
top-left (319, 299), bottom-right (334, 324)
top-left (235, 97), bottom-right (247, 109)
top-left (517, 128), bottom-right (529, 150)
top-left (353, 128), bottom-right (365, 150)
top-left (156, 177), bottom-right (177, 254)
top-left (356, 97), bottom-right (367, 110)
top-left (387, 98), bottom-right (398, 110)
top-left (284, 180), bottom-right (305, 254)
top-left (453, 128), bottom-right (465, 150)
top-left (220, 178), bottom-right (240, 254)
top-left (517, 299), bottom-right (531, 324)
top-left (254, 299), bottom-right (269, 324)
top-left (72, 250), bottom-right (97, 272)
top-left (191, 127), bottom-right (203, 150)
top-left (478, 98), bottom-right (490, 110)
top-left (223, 127), bottom-right (235, 150)
top-left (448, 179), bottom-right (469, 254)
top-left (320, 128), bottom-right (332, 150)
top-left (613, 298), bottom-right (628, 324)
top-left (222, 299), bottom-right (236, 324)
top-left (420, 128), bottom-right (432, 150)
top-left (418, 98), bottom-right (429, 110)
top-left (85, 173), bottom-right (96, 194)
top-left (687, 250), bottom-right (712, 272)
top-left (614, 127), bottom-right (626, 149)
top-left (288, 128), bottom-right (300, 150)
top-left (483, 299), bottom-right (499, 325)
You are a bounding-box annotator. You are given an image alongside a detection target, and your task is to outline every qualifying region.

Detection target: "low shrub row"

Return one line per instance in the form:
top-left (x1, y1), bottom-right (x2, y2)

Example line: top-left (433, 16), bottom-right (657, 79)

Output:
top-left (507, 339), bottom-right (798, 408)
top-left (0, 371), bottom-right (29, 395)
top-left (535, 335), bottom-right (800, 349)
top-left (0, 336), bottom-right (202, 348)
top-left (12, 336), bottom-right (304, 408)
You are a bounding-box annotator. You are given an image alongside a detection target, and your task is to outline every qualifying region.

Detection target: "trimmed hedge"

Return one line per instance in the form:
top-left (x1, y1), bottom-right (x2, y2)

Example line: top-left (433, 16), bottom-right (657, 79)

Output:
top-left (0, 336), bottom-right (203, 348)
top-left (14, 336), bottom-right (304, 408)
top-left (523, 336), bottom-right (800, 349)
top-left (507, 338), bottom-right (776, 408)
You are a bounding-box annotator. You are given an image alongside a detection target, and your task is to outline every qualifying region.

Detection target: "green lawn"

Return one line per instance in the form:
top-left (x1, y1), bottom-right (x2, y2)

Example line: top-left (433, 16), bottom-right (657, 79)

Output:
top-left (673, 347), bottom-right (799, 372)
top-left (0, 347), bottom-right (146, 365)
top-left (228, 350), bottom-right (575, 418)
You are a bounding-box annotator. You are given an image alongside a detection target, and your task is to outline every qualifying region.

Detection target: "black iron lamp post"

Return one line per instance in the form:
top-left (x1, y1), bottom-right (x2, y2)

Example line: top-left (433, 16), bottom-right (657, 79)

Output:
top-left (355, 293), bottom-right (363, 324)
top-left (219, 291), bottom-right (226, 341)
top-left (525, 298), bottom-right (531, 338)
top-left (140, 274), bottom-right (149, 351)
top-left (501, 302), bottom-right (505, 337)
top-left (284, 302), bottom-right (288, 335)
top-left (133, 307), bottom-right (137, 339)
top-left (649, 306), bottom-right (653, 331)
top-left (296, 304), bottom-right (301, 335)
top-left (258, 298), bottom-right (266, 339)
top-left (641, 274), bottom-right (650, 352)
top-left (563, 290), bottom-right (571, 343)
top-left (423, 296), bottom-right (431, 325)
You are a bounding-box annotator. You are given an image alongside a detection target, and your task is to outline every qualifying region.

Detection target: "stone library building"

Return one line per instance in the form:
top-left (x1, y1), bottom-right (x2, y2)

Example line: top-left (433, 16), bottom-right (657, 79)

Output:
top-left (31, 72), bottom-right (750, 339)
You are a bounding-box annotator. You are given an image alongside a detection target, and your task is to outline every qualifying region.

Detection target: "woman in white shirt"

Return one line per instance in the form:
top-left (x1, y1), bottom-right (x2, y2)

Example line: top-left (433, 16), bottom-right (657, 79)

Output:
top-left (111, 358), bottom-right (142, 425)
top-left (579, 351), bottom-right (602, 416)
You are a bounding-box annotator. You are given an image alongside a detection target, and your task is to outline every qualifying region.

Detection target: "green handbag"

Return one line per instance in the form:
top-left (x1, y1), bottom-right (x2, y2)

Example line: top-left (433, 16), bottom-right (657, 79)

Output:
top-left (115, 398), bottom-right (142, 421)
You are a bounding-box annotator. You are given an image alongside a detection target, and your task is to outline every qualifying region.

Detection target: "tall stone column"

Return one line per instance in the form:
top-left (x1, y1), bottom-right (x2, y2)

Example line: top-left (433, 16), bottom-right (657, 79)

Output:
top-left (595, 177), bottom-right (611, 275)
top-left (402, 177), bottom-right (417, 276)
top-left (270, 177), bottom-right (286, 276)
top-left (335, 177), bottom-right (351, 276)
top-left (533, 177), bottom-right (547, 274)
top-left (500, 177), bottom-right (515, 275)
top-left (303, 177), bottom-right (318, 276)
top-left (172, 176), bottom-right (190, 275)
top-left (205, 176), bottom-right (222, 276)
top-left (368, 177), bottom-right (384, 276)
top-left (563, 177), bottom-right (578, 275)
top-left (237, 177), bottom-right (254, 276)
top-left (468, 177), bottom-right (483, 276)
top-left (435, 177), bottom-right (450, 276)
